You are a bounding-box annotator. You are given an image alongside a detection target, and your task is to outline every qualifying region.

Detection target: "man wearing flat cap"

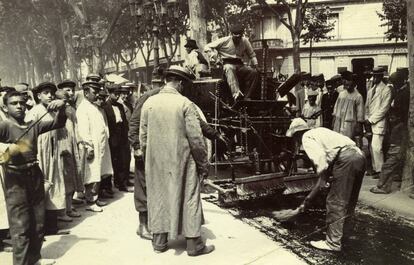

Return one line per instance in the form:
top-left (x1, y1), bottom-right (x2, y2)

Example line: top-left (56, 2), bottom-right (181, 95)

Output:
top-left (101, 84), bottom-right (132, 193)
top-left (285, 118), bottom-right (365, 252)
top-left (139, 65), bottom-right (215, 256)
top-left (332, 71), bottom-right (364, 142)
top-left (55, 80), bottom-right (84, 219)
top-left (184, 39), bottom-right (209, 78)
top-left (204, 24), bottom-right (259, 100)
top-left (15, 82), bottom-right (35, 111)
top-left (301, 89), bottom-right (321, 128)
top-left (365, 67), bottom-right (392, 177)
top-left (76, 81), bottom-right (113, 212)
top-left (26, 82), bottom-right (69, 235)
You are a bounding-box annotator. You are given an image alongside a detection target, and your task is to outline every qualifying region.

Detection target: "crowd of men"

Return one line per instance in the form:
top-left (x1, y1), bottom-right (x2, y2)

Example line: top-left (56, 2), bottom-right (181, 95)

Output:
top-left (293, 66), bottom-right (410, 197)
top-left (0, 20), bottom-right (412, 264)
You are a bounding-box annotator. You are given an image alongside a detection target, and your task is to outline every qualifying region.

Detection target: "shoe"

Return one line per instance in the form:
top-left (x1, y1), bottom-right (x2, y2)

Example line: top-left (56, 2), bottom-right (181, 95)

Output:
top-left (86, 204), bottom-right (103, 212)
top-left (154, 247), bottom-right (168, 254)
top-left (96, 200), bottom-right (108, 207)
top-left (409, 193), bottom-right (414, 199)
top-left (67, 209), bottom-right (81, 218)
top-left (34, 258), bottom-right (56, 265)
top-left (188, 245), bottom-right (215, 257)
top-left (100, 190), bottom-right (114, 199)
top-left (72, 198), bottom-right (84, 205)
top-left (119, 186), bottom-right (134, 193)
top-left (57, 215), bottom-right (73, 222)
top-left (136, 224), bottom-right (152, 240)
top-left (310, 240), bottom-right (340, 252)
top-left (370, 187), bottom-right (390, 194)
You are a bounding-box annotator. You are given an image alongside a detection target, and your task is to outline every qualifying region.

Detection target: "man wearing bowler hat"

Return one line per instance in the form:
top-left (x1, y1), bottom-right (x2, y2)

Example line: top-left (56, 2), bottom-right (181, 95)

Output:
top-left (365, 67), bottom-right (392, 177)
top-left (204, 24), bottom-right (259, 100)
top-left (139, 65), bottom-right (214, 256)
top-left (184, 39), bottom-right (209, 78)
top-left (102, 84), bottom-right (132, 193)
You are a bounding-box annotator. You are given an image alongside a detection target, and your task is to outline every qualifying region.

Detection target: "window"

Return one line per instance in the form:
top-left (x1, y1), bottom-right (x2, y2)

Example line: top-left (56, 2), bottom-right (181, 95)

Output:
top-left (328, 13), bottom-right (340, 39)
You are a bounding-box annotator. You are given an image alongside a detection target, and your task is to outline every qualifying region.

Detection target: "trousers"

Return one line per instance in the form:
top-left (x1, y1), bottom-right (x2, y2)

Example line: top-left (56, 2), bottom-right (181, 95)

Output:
top-left (107, 144), bottom-right (130, 188)
top-left (370, 134), bottom-right (384, 172)
top-left (152, 233), bottom-right (205, 253)
top-left (377, 144), bottom-right (404, 192)
top-left (326, 148), bottom-right (366, 250)
top-left (134, 156), bottom-right (147, 214)
top-left (3, 165), bottom-right (45, 265)
top-left (223, 64), bottom-right (259, 99)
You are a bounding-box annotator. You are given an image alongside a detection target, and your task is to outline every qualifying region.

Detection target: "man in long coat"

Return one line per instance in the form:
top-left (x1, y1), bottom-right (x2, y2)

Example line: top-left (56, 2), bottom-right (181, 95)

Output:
top-left (26, 82), bottom-right (66, 235)
top-left (332, 71), bottom-right (365, 142)
top-left (365, 67), bottom-right (392, 176)
top-left (76, 81), bottom-right (113, 212)
top-left (139, 65), bottom-right (215, 256)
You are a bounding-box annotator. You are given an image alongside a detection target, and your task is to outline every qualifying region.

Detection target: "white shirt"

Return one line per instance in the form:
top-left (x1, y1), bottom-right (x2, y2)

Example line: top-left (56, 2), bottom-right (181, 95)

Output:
top-left (302, 127), bottom-right (360, 174)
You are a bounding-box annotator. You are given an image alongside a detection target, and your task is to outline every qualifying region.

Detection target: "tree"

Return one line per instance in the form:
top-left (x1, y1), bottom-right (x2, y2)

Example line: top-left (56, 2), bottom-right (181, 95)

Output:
top-left (301, 5), bottom-right (334, 74)
top-left (377, 0), bottom-right (407, 71)
top-left (206, 0), bottom-right (259, 37)
top-left (402, 0), bottom-right (414, 193)
top-left (257, 0), bottom-right (310, 76)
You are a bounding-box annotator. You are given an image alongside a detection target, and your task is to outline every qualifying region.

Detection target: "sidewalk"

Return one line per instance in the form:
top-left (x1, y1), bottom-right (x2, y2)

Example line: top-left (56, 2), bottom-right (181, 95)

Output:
top-left (0, 193), bottom-right (305, 265)
top-left (358, 175), bottom-right (414, 220)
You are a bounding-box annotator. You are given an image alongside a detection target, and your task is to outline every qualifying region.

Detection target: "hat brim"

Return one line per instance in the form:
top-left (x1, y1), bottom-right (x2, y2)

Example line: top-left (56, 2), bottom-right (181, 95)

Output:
top-left (184, 44), bottom-right (198, 49)
top-left (57, 81), bottom-right (76, 89)
top-left (164, 69), bottom-right (194, 81)
top-left (286, 127), bottom-right (308, 137)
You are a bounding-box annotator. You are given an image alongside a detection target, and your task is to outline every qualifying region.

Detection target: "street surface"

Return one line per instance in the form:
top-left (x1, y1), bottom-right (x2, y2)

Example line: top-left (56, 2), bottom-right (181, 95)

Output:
top-left (0, 192), bottom-right (305, 265)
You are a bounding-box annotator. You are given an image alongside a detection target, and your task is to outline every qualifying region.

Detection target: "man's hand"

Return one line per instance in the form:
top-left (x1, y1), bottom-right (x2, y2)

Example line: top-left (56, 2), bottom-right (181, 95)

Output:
top-left (86, 148), bottom-right (94, 161)
top-left (134, 148), bottom-right (143, 158)
top-left (233, 90), bottom-right (244, 99)
top-left (47, 99), bottom-right (66, 111)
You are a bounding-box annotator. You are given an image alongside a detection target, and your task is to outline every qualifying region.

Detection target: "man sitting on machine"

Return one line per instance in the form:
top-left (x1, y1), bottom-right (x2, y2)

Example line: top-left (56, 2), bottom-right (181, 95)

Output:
top-left (204, 24), bottom-right (259, 101)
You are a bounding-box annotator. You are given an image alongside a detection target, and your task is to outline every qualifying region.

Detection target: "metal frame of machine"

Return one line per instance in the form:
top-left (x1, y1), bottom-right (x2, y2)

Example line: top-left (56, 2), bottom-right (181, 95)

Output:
top-left (187, 72), bottom-right (318, 205)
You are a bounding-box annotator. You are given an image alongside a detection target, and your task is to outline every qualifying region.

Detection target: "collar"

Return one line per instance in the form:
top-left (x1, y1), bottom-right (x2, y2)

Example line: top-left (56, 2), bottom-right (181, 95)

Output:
top-left (159, 85), bottom-right (180, 95)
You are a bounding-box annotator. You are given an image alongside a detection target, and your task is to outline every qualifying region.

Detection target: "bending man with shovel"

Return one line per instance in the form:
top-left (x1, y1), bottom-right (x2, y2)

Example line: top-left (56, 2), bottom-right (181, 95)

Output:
top-left (280, 118), bottom-right (365, 252)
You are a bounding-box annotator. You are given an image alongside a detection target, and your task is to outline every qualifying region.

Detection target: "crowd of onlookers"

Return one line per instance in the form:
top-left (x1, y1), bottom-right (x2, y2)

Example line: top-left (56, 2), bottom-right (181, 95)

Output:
top-left (290, 66), bottom-right (411, 196)
top-left (0, 75), bottom-right (145, 264)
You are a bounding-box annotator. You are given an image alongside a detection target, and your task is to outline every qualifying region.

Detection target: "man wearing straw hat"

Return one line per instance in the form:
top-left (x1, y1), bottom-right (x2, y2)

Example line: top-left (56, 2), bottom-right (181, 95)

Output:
top-left (285, 118), bottom-right (365, 252)
top-left (365, 67), bottom-right (392, 177)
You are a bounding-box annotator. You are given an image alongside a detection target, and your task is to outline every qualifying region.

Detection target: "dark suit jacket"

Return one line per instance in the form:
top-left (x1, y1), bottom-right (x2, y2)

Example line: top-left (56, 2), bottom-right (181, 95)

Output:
top-left (103, 99), bottom-right (129, 147)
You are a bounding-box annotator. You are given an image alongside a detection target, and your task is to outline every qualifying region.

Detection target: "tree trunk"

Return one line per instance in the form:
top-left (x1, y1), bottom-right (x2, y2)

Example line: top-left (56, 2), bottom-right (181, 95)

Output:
top-left (61, 16), bottom-right (79, 82)
top-left (292, 33), bottom-right (302, 93)
top-left (126, 63), bottom-right (132, 81)
top-left (292, 35), bottom-right (301, 74)
top-left (309, 39), bottom-right (312, 75)
top-left (402, 0), bottom-right (414, 193)
top-left (49, 34), bottom-right (63, 83)
top-left (188, 0), bottom-right (207, 49)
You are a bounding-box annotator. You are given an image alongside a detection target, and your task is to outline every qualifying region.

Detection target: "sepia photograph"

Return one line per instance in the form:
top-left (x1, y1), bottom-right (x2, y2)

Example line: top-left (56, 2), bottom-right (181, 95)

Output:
top-left (0, 0), bottom-right (413, 264)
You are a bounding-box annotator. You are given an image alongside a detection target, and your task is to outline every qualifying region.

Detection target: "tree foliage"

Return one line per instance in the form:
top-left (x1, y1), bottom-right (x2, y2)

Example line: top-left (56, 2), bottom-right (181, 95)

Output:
top-left (377, 0), bottom-right (407, 41)
top-left (205, 0), bottom-right (259, 37)
top-left (301, 5), bottom-right (335, 45)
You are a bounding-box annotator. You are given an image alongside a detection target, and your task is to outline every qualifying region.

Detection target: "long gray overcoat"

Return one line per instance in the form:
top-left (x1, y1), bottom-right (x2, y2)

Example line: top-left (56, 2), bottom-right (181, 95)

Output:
top-left (139, 86), bottom-right (209, 239)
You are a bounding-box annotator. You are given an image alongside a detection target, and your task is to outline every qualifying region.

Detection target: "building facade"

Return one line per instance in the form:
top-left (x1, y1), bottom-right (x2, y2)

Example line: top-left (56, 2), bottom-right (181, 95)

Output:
top-left (252, 0), bottom-right (407, 80)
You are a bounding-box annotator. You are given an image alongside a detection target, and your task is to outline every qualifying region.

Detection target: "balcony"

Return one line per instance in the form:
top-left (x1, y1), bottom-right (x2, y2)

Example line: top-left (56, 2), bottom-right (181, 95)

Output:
top-left (252, 39), bottom-right (285, 50)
